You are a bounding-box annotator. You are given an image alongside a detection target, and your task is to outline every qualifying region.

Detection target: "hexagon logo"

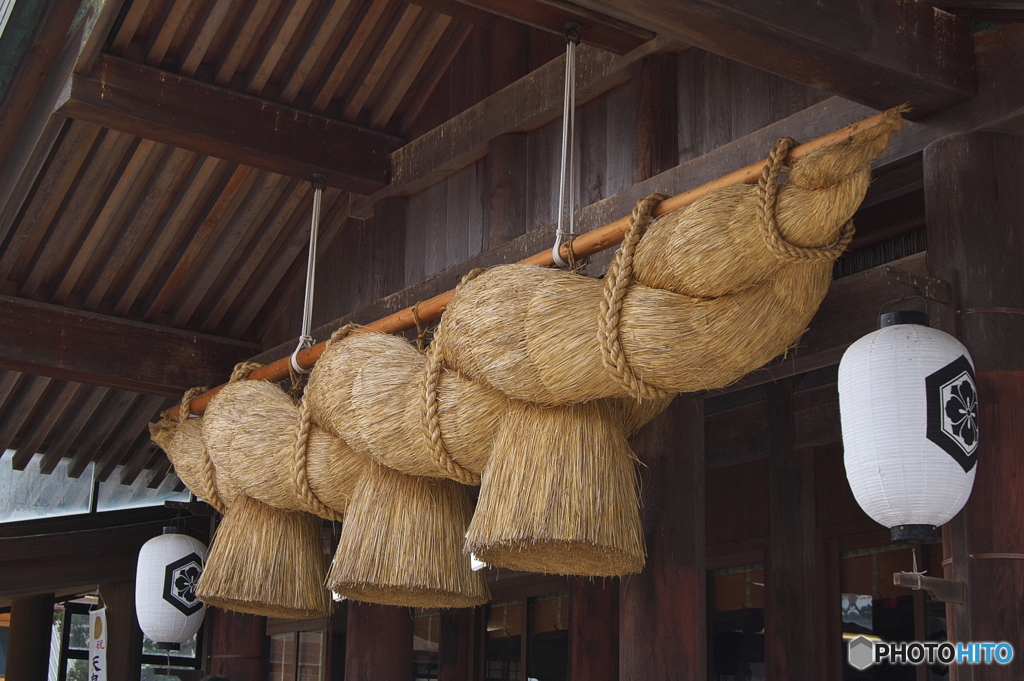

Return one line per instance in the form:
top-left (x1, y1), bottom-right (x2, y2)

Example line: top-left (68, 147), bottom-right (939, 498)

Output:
top-left (926, 355), bottom-right (978, 473)
top-left (163, 552), bottom-right (204, 616)
top-left (848, 635), bottom-right (875, 671)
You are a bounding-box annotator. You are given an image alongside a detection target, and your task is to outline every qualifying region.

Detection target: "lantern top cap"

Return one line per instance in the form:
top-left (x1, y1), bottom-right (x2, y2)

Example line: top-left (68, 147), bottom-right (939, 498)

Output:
top-left (161, 526), bottom-right (185, 535)
top-left (879, 310), bottom-right (929, 329)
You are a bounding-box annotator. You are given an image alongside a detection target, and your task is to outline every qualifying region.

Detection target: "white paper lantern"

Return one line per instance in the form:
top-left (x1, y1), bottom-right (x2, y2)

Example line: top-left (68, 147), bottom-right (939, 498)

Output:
top-left (135, 527), bottom-right (208, 648)
top-left (838, 311), bottom-right (978, 543)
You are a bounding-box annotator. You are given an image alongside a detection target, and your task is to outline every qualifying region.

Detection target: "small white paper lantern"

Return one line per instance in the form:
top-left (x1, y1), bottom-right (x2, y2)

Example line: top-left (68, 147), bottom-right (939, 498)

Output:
top-left (838, 311), bottom-right (978, 543)
top-left (135, 527), bottom-right (208, 648)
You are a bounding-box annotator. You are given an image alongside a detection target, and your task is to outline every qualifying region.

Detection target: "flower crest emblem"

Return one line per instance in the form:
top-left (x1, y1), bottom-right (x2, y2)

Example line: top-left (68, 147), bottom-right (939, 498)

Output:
top-left (926, 355), bottom-right (978, 473)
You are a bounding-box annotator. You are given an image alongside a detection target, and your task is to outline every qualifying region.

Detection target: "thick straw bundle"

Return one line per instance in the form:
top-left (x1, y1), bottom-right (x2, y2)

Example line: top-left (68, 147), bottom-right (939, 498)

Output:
top-left (196, 494), bottom-right (332, 619)
top-left (306, 329), bottom-right (506, 480)
top-left (467, 397), bottom-right (647, 575)
top-left (329, 460), bottom-right (490, 607)
top-left (436, 116), bottom-right (900, 405)
top-left (149, 410), bottom-right (235, 514)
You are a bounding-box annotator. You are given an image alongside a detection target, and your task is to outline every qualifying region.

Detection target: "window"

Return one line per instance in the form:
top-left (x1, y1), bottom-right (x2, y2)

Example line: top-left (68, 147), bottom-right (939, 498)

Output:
top-left (483, 591), bottom-right (570, 681)
top-left (413, 608), bottom-right (440, 680)
top-left (269, 630), bottom-right (326, 681)
top-left (709, 564), bottom-right (766, 681)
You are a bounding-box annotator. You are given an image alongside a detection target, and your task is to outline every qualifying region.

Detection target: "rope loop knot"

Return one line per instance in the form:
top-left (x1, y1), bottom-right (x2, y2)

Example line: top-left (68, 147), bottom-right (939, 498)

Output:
top-left (757, 136), bottom-right (855, 261)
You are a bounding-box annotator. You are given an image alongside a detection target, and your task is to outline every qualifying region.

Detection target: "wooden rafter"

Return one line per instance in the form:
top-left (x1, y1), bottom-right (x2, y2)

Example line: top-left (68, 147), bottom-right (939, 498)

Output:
top-left (56, 54), bottom-right (404, 193)
top-left (566, 0), bottom-right (977, 118)
top-left (0, 295), bottom-right (258, 397)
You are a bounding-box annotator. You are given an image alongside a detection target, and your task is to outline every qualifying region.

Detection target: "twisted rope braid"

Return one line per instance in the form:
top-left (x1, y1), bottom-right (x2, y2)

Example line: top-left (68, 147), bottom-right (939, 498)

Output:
top-left (757, 136), bottom-right (855, 261)
top-left (417, 268), bottom-right (488, 485)
top-left (598, 194), bottom-right (676, 401)
top-left (178, 385), bottom-right (228, 515)
top-left (292, 397), bottom-right (344, 521)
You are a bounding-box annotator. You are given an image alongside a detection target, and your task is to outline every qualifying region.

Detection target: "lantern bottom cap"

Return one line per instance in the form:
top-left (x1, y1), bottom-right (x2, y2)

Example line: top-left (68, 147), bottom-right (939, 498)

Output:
top-left (891, 524), bottom-right (940, 544)
top-left (156, 642), bottom-right (182, 651)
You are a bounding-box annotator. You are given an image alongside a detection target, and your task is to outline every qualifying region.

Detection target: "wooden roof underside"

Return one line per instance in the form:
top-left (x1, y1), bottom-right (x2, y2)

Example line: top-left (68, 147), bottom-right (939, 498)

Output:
top-left (0, 0), bottom-right (1015, 492)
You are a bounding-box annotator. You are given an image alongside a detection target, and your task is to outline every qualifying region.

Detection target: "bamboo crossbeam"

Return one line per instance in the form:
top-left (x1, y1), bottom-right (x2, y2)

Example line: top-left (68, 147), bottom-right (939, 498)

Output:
top-left (172, 109), bottom-right (902, 418)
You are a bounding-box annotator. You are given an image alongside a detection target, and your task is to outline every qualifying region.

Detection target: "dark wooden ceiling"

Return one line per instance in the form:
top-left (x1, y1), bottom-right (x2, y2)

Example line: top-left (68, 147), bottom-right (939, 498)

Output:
top-left (0, 0), bottom-right (1006, 495)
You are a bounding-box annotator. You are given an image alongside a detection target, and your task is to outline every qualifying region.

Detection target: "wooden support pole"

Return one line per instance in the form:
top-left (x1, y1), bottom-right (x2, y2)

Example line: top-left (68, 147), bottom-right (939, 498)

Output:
top-left (570, 579), bottom-right (619, 681)
top-left (765, 380), bottom-right (820, 679)
top-left (99, 580), bottom-right (144, 681)
top-left (438, 608), bottom-right (477, 681)
top-left (620, 396), bottom-right (706, 680)
top-left (172, 109), bottom-right (902, 420)
top-left (6, 592), bottom-right (54, 681)
top-left (925, 131), bottom-right (1024, 680)
top-left (207, 608), bottom-right (268, 679)
top-left (345, 602), bottom-right (413, 681)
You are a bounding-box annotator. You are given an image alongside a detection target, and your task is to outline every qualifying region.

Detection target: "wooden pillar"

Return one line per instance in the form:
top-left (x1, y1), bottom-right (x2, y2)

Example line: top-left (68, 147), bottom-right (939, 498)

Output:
top-left (438, 608), bottom-right (477, 681)
top-left (925, 131), bottom-right (1024, 680)
top-left (6, 592), bottom-right (54, 681)
top-left (324, 601), bottom-right (348, 680)
top-left (207, 608), bottom-right (267, 679)
top-left (620, 396), bottom-right (706, 680)
top-left (764, 379), bottom-right (819, 679)
top-left (570, 578), bottom-right (618, 681)
top-left (98, 580), bottom-right (144, 681)
top-left (345, 602), bottom-right (413, 681)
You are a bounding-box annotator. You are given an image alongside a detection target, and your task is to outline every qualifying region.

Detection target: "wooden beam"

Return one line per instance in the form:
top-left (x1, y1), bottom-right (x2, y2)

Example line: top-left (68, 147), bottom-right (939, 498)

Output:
top-left (56, 54), bottom-right (403, 193)
top-left (927, 2), bottom-right (1024, 22)
top-left (0, 294), bottom-right (258, 397)
top-left (352, 37), bottom-right (680, 217)
top-left (455, 0), bottom-right (653, 54)
top-left (567, 0), bottom-right (976, 118)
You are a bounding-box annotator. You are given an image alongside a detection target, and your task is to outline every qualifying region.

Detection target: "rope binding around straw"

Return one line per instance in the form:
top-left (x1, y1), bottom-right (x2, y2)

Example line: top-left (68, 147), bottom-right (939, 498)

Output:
top-left (598, 193), bottom-right (676, 402)
top-left (756, 136), bottom-right (855, 261)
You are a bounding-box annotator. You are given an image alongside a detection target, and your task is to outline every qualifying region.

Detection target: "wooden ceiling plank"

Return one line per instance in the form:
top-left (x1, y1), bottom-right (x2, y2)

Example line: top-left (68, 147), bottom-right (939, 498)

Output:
top-left (82, 147), bottom-right (200, 310)
top-left (171, 173), bottom-right (292, 327)
top-left (94, 397), bottom-right (167, 483)
top-left (17, 131), bottom-right (138, 299)
top-left (244, 191), bottom-right (352, 339)
top-left (201, 179), bottom-right (309, 330)
top-left (246, 0), bottom-right (317, 96)
top-left (567, 0), bottom-right (976, 118)
top-left (66, 390), bottom-right (145, 479)
top-left (179, 0), bottom-right (236, 76)
top-left (0, 294), bottom-right (259, 396)
top-left (279, 0), bottom-right (356, 104)
top-left (0, 376), bottom-right (52, 460)
top-left (110, 0), bottom-right (154, 54)
top-left (111, 156), bottom-right (230, 317)
top-left (145, 164), bottom-right (258, 320)
top-left (58, 54), bottom-right (402, 193)
top-left (214, 0), bottom-right (279, 85)
top-left (342, 3), bottom-right (424, 120)
top-left (398, 22), bottom-right (474, 133)
top-left (147, 454), bottom-right (176, 489)
top-left (0, 121), bottom-right (103, 286)
top-left (10, 382), bottom-right (83, 471)
top-left (453, 0), bottom-right (653, 54)
top-left (112, 431), bottom-right (159, 486)
top-left (311, 0), bottom-right (394, 113)
top-left (39, 386), bottom-right (110, 475)
top-left (145, 0), bottom-right (195, 67)
top-left (0, 371), bottom-right (23, 411)
top-left (370, 13), bottom-right (451, 128)
top-left (52, 138), bottom-right (165, 305)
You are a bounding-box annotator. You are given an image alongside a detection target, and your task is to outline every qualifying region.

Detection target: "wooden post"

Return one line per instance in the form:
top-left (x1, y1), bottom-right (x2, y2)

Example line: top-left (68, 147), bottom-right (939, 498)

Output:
top-left (98, 580), bottom-right (144, 681)
top-left (764, 379), bottom-right (820, 678)
top-left (345, 602), bottom-right (413, 681)
top-left (925, 131), bottom-right (1024, 680)
top-left (323, 601), bottom-right (348, 680)
top-left (206, 608), bottom-right (267, 679)
top-left (6, 592), bottom-right (54, 681)
top-left (570, 578), bottom-right (618, 681)
top-left (620, 396), bottom-right (706, 680)
top-left (438, 608), bottom-right (477, 681)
